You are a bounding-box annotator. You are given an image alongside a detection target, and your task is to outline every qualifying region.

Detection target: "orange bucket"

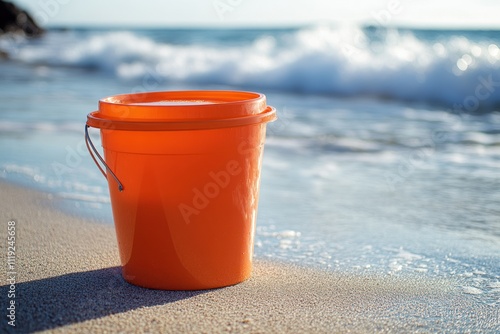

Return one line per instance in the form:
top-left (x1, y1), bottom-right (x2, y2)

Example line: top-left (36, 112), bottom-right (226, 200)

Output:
top-left (85, 91), bottom-right (276, 290)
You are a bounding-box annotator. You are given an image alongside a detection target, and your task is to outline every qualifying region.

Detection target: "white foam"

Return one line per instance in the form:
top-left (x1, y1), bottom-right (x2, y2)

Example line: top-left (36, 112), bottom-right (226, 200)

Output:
top-left (488, 282), bottom-right (500, 288)
top-left (389, 262), bottom-right (403, 272)
top-left (257, 229), bottom-right (301, 238)
top-left (58, 192), bottom-right (111, 204)
top-left (279, 230), bottom-right (301, 238)
top-left (4, 27), bottom-right (500, 106)
top-left (462, 132), bottom-right (500, 145)
top-left (3, 164), bottom-right (39, 178)
top-left (71, 182), bottom-right (104, 194)
top-left (462, 286), bottom-right (484, 295)
top-left (279, 239), bottom-right (294, 249)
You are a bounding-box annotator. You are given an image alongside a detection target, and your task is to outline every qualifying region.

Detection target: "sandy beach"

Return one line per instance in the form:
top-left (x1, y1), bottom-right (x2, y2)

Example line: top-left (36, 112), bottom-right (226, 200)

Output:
top-left (1, 1), bottom-right (500, 331)
top-left (0, 180), bottom-right (498, 333)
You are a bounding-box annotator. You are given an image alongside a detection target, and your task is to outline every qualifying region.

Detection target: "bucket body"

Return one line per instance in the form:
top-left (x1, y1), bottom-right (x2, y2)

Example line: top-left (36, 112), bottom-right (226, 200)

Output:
top-left (86, 91), bottom-right (276, 290)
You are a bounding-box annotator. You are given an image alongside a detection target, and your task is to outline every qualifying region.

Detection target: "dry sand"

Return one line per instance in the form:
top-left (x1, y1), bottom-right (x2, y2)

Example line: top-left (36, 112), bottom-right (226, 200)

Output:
top-left (0, 181), bottom-right (498, 333)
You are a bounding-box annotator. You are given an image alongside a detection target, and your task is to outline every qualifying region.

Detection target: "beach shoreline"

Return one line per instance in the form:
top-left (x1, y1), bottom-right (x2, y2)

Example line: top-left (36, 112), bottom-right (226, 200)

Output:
top-left (0, 180), bottom-right (498, 333)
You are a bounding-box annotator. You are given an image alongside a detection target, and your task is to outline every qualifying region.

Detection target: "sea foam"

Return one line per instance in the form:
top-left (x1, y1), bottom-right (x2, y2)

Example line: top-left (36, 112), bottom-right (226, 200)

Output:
top-left (2, 25), bottom-right (500, 107)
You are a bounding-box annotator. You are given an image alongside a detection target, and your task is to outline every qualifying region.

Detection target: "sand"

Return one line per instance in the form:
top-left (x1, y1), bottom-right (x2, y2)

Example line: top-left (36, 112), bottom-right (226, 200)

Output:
top-left (0, 181), bottom-right (498, 333)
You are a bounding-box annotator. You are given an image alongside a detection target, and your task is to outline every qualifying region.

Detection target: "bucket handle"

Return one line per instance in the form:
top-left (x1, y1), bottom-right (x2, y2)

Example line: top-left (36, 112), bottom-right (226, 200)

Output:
top-left (85, 125), bottom-right (124, 192)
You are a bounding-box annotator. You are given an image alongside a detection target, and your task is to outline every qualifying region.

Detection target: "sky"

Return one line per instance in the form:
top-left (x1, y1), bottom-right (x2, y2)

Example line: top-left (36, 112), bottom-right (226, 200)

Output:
top-left (11, 0), bottom-right (500, 29)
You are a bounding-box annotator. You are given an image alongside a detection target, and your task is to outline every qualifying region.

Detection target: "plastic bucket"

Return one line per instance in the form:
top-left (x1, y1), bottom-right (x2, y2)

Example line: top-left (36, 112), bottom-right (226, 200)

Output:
top-left (85, 91), bottom-right (276, 290)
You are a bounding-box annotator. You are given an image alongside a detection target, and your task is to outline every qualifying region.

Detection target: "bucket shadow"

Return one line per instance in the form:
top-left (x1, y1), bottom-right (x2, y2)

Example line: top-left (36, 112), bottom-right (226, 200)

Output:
top-left (0, 267), bottom-right (207, 333)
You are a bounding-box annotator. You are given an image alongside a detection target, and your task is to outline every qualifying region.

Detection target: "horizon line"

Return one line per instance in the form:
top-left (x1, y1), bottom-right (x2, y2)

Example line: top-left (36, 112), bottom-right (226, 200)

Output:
top-left (41, 22), bottom-right (500, 32)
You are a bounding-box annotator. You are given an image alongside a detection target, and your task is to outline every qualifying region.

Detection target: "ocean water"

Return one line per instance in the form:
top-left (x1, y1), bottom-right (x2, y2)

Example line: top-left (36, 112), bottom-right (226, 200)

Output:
top-left (1, 26), bottom-right (499, 306)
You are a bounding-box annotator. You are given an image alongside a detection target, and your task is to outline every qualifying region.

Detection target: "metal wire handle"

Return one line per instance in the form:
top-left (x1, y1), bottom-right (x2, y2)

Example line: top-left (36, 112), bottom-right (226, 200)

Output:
top-left (85, 125), bottom-right (124, 192)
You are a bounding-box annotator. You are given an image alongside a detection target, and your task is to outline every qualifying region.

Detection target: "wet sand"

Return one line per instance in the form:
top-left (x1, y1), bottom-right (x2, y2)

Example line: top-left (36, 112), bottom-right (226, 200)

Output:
top-left (0, 181), bottom-right (498, 333)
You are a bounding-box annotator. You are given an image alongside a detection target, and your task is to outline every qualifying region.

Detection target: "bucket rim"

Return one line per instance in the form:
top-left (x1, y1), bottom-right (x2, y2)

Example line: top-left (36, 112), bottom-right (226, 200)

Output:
top-left (87, 106), bottom-right (277, 131)
top-left (98, 90), bottom-right (267, 120)
top-left (100, 90), bottom-right (265, 107)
